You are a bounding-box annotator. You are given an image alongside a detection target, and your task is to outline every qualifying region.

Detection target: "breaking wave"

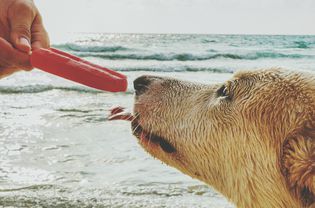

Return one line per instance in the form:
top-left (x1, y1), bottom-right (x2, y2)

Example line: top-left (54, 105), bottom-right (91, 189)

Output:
top-left (73, 51), bottom-right (311, 61)
top-left (53, 43), bottom-right (129, 53)
top-left (0, 85), bottom-right (109, 94)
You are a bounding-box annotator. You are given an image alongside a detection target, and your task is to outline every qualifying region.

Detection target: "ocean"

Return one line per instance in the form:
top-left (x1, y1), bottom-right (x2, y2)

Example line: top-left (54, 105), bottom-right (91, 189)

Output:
top-left (0, 33), bottom-right (314, 208)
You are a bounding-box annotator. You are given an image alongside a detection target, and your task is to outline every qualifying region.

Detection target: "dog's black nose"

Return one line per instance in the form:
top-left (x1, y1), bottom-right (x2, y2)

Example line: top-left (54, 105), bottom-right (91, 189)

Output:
top-left (134, 76), bottom-right (152, 96)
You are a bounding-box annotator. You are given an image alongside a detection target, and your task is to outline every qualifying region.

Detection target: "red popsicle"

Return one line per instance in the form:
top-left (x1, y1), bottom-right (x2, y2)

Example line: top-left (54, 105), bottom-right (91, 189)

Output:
top-left (30, 48), bottom-right (127, 92)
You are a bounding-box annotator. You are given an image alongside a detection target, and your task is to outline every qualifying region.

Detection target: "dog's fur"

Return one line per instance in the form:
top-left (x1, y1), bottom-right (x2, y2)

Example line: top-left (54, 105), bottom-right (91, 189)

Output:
top-left (133, 68), bottom-right (315, 208)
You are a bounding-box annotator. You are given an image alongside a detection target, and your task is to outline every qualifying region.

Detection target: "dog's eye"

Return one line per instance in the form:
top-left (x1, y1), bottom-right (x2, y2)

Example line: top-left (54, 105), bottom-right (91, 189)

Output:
top-left (217, 85), bottom-right (229, 97)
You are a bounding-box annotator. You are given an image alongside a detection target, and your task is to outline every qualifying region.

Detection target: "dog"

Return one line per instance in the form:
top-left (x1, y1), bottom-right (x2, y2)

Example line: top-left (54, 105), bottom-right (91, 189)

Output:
top-left (110, 68), bottom-right (314, 207)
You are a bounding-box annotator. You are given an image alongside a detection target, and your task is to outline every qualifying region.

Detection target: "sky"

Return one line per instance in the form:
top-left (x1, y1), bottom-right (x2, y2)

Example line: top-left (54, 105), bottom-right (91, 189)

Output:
top-left (35, 0), bottom-right (315, 41)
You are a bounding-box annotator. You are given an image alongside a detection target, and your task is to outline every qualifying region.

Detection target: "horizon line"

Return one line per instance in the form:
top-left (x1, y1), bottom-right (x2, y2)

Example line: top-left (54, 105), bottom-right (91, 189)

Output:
top-left (60, 31), bottom-right (315, 36)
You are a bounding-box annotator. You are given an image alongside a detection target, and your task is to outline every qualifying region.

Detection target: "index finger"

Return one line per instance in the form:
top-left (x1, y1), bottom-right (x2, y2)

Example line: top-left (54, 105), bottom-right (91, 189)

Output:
top-left (31, 14), bottom-right (50, 50)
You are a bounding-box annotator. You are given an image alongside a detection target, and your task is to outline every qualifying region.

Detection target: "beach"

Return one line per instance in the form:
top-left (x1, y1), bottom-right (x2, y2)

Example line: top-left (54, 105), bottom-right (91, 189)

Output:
top-left (0, 33), bottom-right (314, 207)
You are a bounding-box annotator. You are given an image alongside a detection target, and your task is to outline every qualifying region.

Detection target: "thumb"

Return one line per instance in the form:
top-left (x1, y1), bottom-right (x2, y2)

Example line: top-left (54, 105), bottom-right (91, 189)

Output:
top-left (8, 2), bottom-right (36, 54)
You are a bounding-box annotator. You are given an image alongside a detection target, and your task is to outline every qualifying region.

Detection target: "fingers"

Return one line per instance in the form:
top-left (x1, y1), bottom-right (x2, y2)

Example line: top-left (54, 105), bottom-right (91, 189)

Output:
top-left (7, 0), bottom-right (50, 52)
top-left (8, 0), bottom-right (36, 54)
top-left (0, 0), bottom-right (49, 79)
top-left (0, 37), bottom-right (32, 71)
top-left (31, 15), bottom-right (50, 50)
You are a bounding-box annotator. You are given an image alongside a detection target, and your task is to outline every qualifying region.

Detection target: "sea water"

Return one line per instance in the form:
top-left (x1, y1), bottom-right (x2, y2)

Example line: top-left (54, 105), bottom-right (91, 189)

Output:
top-left (0, 34), bottom-right (314, 207)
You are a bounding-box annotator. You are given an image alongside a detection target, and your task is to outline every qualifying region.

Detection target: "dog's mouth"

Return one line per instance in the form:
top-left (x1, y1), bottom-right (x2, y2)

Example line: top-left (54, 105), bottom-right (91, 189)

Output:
top-left (131, 120), bottom-right (176, 153)
top-left (109, 107), bottom-right (176, 154)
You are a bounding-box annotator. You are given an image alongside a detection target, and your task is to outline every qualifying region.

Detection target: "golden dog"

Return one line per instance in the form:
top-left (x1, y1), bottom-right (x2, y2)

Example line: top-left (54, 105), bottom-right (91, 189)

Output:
top-left (125, 68), bottom-right (314, 208)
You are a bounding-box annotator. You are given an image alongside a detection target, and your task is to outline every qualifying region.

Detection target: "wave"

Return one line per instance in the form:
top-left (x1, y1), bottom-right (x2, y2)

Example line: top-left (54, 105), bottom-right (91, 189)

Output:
top-left (201, 39), bottom-right (217, 43)
top-left (249, 51), bottom-right (308, 59)
top-left (75, 51), bottom-right (311, 61)
top-left (114, 66), bottom-right (233, 73)
top-left (53, 43), bottom-right (129, 53)
top-left (0, 184), bottom-right (56, 192)
top-left (0, 85), bottom-right (124, 94)
top-left (52, 41), bottom-right (313, 61)
top-left (292, 41), bottom-right (311, 49)
top-left (76, 52), bottom-right (243, 61)
top-left (185, 67), bottom-right (233, 73)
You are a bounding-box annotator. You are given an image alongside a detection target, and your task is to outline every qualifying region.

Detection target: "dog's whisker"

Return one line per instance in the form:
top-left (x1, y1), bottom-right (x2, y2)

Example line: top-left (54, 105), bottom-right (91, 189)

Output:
top-left (148, 132), bottom-right (153, 146)
top-left (130, 115), bottom-right (139, 123)
top-left (132, 124), bottom-right (141, 135)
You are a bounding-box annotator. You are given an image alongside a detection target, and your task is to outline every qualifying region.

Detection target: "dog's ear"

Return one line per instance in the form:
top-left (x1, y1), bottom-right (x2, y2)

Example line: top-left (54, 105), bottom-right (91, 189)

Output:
top-left (281, 120), bottom-right (315, 207)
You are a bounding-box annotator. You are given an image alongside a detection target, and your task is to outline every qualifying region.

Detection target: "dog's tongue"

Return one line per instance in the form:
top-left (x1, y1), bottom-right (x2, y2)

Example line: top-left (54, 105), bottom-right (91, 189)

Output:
top-left (108, 107), bottom-right (134, 121)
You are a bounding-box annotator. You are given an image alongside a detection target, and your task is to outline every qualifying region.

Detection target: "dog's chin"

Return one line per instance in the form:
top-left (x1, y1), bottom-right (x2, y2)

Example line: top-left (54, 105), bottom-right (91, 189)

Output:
top-left (108, 107), bottom-right (176, 154)
top-left (131, 120), bottom-right (176, 154)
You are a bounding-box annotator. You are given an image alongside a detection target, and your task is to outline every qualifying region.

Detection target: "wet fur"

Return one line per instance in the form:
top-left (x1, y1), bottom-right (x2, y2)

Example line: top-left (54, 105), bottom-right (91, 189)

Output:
top-left (133, 68), bottom-right (315, 208)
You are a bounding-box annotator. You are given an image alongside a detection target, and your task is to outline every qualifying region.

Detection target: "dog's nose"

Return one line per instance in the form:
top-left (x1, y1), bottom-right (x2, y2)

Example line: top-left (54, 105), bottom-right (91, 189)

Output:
top-left (134, 76), bottom-right (152, 96)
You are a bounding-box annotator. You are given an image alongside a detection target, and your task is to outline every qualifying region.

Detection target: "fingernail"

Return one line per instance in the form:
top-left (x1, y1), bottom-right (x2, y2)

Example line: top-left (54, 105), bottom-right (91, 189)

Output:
top-left (19, 37), bottom-right (31, 48)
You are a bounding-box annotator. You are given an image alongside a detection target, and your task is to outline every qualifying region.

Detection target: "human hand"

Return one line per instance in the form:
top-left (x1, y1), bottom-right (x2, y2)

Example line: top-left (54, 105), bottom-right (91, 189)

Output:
top-left (0, 0), bottom-right (50, 78)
